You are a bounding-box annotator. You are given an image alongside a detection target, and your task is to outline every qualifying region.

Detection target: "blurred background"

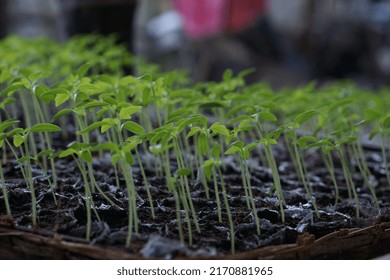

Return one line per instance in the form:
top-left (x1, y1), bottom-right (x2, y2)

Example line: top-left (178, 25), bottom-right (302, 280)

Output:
top-left (1, 0), bottom-right (390, 88)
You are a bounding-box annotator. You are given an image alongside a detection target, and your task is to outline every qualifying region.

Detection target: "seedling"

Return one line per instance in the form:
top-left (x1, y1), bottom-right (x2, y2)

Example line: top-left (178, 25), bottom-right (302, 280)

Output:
top-left (11, 123), bottom-right (61, 225)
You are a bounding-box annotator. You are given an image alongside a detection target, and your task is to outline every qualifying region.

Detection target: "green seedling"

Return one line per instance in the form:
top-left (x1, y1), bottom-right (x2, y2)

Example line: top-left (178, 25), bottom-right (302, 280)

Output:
top-left (203, 143), bottom-right (235, 253)
top-left (12, 123), bottom-right (61, 225)
top-left (57, 142), bottom-right (100, 241)
top-left (0, 119), bottom-right (21, 215)
top-left (370, 115), bottom-right (390, 187)
top-left (229, 111), bottom-right (286, 222)
top-left (145, 120), bottom-right (200, 245)
top-left (284, 110), bottom-right (320, 217)
top-left (225, 140), bottom-right (261, 235)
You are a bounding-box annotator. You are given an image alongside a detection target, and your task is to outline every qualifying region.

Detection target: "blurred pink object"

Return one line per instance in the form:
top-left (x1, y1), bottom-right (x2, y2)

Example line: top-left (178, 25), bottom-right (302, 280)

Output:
top-left (174, 0), bottom-right (267, 39)
top-left (173, 0), bottom-right (225, 39)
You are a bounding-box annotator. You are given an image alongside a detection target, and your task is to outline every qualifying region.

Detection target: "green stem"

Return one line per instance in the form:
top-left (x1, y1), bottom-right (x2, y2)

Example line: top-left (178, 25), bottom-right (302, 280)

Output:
top-left (255, 123), bottom-right (285, 222)
top-left (216, 165), bottom-right (235, 254)
top-left (322, 151), bottom-right (339, 205)
top-left (135, 148), bottom-right (155, 219)
top-left (24, 139), bottom-right (37, 225)
top-left (380, 134), bottom-right (390, 187)
top-left (241, 157), bottom-right (260, 235)
top-left (0, 161), bottom-right (12, 216)
top-left (291, 131), bottom-right (319, 217)
top-left (338, 148), bottom-right (360, 218)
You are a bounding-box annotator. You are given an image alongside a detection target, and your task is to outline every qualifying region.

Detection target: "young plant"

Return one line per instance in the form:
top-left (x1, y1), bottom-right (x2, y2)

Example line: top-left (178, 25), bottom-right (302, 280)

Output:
top-left (57, 142), bottom-right (100, 241)
top-left (0, 119), bottom-right (21, 216)
top-left (284, 110), bottom-right (320, 217)
top-left (225, 140), bottom-right (261, 235)
top-left (229, 111), bottom-right (286, 222)
top-left (203, 143), bottom-right (235, 253)
top-left (306, 138), bottom-right (341, 205)
top-left (12, 123), bottom-right (61, 225)
top-left (147, 120), bottom-right (201, 245)
top-left (370, 115), bottom-right (390, 187)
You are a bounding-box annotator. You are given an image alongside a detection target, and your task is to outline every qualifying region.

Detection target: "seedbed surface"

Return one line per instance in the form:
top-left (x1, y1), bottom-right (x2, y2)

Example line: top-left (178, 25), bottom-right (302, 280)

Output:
top-left (1, 142), bottom-right (390, 259)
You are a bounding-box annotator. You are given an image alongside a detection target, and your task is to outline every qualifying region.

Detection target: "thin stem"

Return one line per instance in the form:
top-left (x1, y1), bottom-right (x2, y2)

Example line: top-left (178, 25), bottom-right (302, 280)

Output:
top-left (322, 151), bottom-right (339, 205)
top-left (291, 131), bottom-right (319, 217)
top-left (135, 148), bottom-right (155, 219)
top-left (0, 161), bottom-right (11, 216)
top-left (216, 165), bottom-right (235, 254)
top-left (24, 139), bottom-right (37, 225)
top-left (338, 147), bottom-right (360, 218)
top-left (381, 134), bottom-right (390, 187)
top-left (241, 157), bottom-right (260, 235)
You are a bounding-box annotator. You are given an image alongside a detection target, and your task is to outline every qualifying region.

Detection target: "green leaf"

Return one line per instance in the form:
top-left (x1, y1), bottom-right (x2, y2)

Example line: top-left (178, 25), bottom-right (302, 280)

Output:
top-left (328, 98), bottom-right (353, 112)
top-left (228, 115), bottom-right (252, 125)
top-left (223, 69), bottom-right (233, 81)
top-left (138, 73), bottom-right (153, 82)
top-left (224, 145), bottom-right (240, 155)
top-left (80, 150), bottom-right (93, 163)
top-left (0, 82), bottom-right (24, 97)
top-left (238, 68), bottom-right (256, 78)
top-left (197, 132), bottom-right (209, 156)
top-left (187, 126), bottom-right (201, 138)
top-left (6, 128), bottom-right (23, 137)
top-left (210, 122), bottom-right (230, 136)
top-left (188, 114), bottom-right (208, 127)
top-left (58, 148), bottom-right (78, 158)
top-left (36, 149), bottom-right (54, 158)
top-left (92, 142), bottom-right (119, 152)
top-left (30, 123), bottom-right (61, 133)
top-left (176, 168), bottom-right (192, 177)
top-left (83, 101), bottom-right (109, 109)
top-left (150, 131), bottom-right (166, 144)
top-left (55, 94), bottom-right (69, 107)
top-left (77, 63), bottom-right (90, 78)
top-left (0, 96), bottom-right (16, 108)
top-left (51, 108), bottom-right (73, 122)
top-left (227, 105), bottom-right (256, 117)
top-left (244, 142), bottom-right (258, 153)
top-left (124, 151), bottom-right (134, 165)
top-left (260, 138), bottom-right (277, 146)
top-left (0, 119), bottom-right (19, 133)
top-left (121, 121), bottom-right (145, 134)
top-left (74, 106), bottom-right (86, 117)
top-left (202, 159), bottom-right (214, 180)
top-left (294, 110), bottom-right (317, 125)
top-left (383, 116), bottom-right (390, 128)
top-left (323, 146), bottom-right (334, 154)
top-left (16, 156), bottom-right (34, 163)
top-left (212, 144), bottom-right (221, 159)
top-left (119, 105), bottom-right (142, 120)
top-left (79, 83), bottom-right (101, 94)
top-left (258, 111), bottom-right (278, 122)
top-left (267, 127), bottom-right (283, 140)
top-left (41, 88), bottom-right (69, 97)
top-left (13, 134), bottom-right (25, 147)
top-left (335, 136), bottom-right (357, 146)
top-left (111, 153), bottom-right (121, 165)
top-left (297, 136), bottom-right (318, 148)
top-left (76, 121), bottom-right (106, 135)
top-left (166, 116), bottom-right (183, 124)
top-left (369, 127), bottom-right (380, 140)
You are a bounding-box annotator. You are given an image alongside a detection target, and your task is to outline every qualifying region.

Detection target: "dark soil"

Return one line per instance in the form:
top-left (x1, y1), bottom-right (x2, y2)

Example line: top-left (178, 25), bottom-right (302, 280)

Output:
top-left (1, 142), bottom-right (390, 259)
